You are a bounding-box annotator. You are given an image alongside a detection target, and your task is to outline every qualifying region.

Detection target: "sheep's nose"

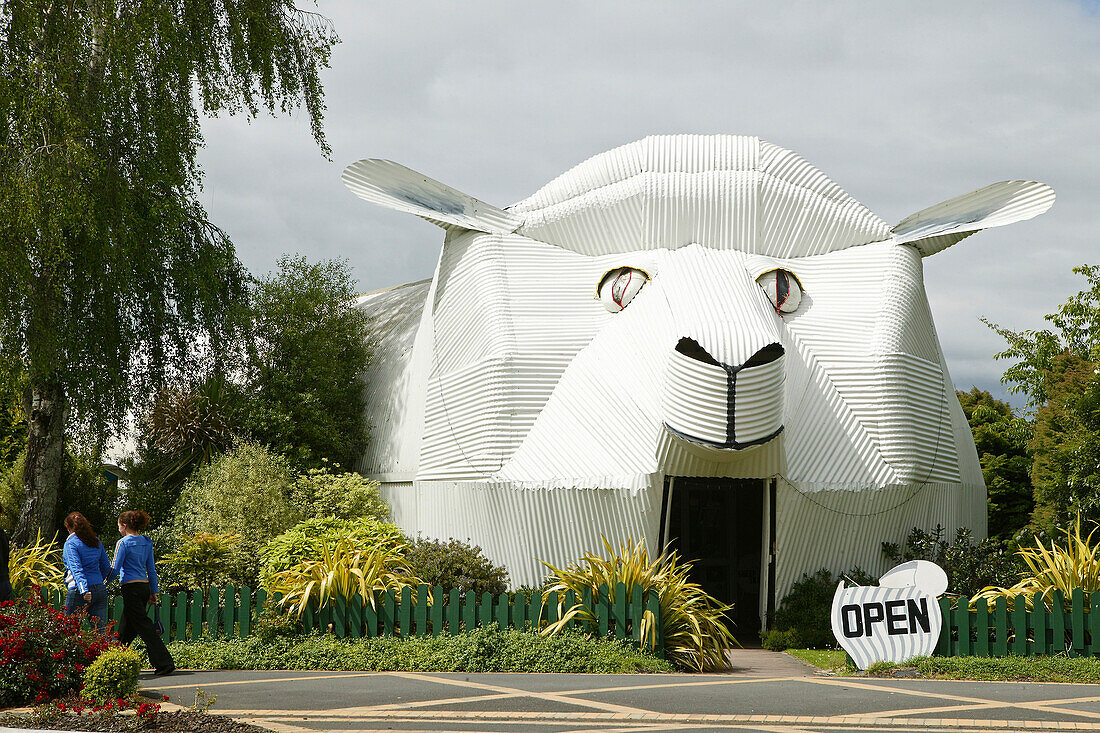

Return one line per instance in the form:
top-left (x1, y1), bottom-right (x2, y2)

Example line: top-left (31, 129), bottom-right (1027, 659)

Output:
top-left (664, 339), bottom-right (785, 449)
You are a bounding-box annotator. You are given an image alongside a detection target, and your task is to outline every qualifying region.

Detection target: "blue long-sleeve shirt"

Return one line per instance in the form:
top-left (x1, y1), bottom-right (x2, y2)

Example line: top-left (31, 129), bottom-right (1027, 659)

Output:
top-left (62, 534), bottom-right (113, 594)
top-left (112, 534), bottom-right (159, 594)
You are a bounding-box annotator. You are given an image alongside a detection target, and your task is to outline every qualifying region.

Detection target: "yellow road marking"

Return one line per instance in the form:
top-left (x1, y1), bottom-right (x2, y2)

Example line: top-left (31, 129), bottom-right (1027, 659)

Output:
top-left (346, 674), bottom-right (804, 713)
top-left (149, 671), bottom-right (380, 690)
top-left (390, 671), bottom-right (652, 715)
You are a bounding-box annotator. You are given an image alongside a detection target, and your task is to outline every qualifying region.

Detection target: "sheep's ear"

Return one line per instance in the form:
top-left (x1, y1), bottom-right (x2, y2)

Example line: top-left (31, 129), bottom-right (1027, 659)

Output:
top-left (342, 159), bottom-right (522, 235)
top-left (892, 181), bottom-right (1055, 256)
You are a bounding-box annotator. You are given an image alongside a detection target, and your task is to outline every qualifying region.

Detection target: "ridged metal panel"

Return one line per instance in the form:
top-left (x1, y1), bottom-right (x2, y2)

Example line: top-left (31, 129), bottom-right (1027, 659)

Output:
top-left (354, 281), bottom-right (430, 477)
top-left (774, 479), bottom-right (983, 601)
top-left (891, 180), bottom-right (1056, 256)
top-left (664, 351), bottom-right (728, 445)
top-left (342, 159), bottom-right (521, 234)
top-left (409, 478), bottom-right (663, 588)
top-left (733, 358), bottom-right (786, 444)
top-left (511, 135), bottom-right (890, 258)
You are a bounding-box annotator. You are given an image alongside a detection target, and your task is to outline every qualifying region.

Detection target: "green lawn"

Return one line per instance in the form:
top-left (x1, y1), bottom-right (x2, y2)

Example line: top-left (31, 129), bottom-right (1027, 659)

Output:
top-left (786, 648), bottom-right (1100, 683)
top-left (785, 648), bottom-right (848, 672)
top-left (867, 655), bottom-right (1100, 683)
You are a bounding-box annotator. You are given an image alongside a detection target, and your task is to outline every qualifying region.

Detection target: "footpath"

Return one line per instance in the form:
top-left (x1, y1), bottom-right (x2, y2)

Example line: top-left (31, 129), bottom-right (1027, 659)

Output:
top-left (123, 650), bottom-right (1100, 733)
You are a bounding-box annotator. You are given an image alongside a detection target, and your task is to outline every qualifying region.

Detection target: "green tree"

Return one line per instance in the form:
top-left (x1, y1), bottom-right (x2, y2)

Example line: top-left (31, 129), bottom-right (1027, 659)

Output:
top-left (0, 1), bottom-right (338, 544)
top-left (987, 265), bottom-right (1100, 535)
top-left (1028, 353), bottom-right (1100, 534)
top-left (985, 264), bottom-right (1100, 410)
top-left (0, 359), bottom-right (24, 464)
top-left (956, 388), bottom-right (1034, 538)
top-left (242, 256), bottom-right (371, 469)
top-left (0, 449), bottom-right (119, 539)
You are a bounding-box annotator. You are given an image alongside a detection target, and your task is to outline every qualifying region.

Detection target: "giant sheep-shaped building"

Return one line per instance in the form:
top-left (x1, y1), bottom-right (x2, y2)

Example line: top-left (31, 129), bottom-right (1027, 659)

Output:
top-left (345, 135), bottom-right (1053, 630)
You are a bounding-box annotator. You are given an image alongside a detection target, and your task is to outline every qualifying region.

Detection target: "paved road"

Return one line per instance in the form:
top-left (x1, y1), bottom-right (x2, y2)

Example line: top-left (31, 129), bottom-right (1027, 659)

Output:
top-left (135, 651), bottom-right (1100, 733)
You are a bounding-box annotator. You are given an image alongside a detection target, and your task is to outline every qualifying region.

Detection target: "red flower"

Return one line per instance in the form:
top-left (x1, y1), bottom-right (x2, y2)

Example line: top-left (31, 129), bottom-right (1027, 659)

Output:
top-left (162, 695), bottom-right (170, 701)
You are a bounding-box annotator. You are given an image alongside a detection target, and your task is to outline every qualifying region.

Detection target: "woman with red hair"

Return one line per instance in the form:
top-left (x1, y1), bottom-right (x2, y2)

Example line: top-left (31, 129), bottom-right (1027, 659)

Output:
top-left (113, 510), bottom-right (174, 676)
top-left (61, 512), bottom-right (113, 631)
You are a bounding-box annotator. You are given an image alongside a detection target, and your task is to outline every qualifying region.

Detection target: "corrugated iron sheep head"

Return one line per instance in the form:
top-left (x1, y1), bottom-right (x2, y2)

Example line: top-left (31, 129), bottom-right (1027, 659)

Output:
top-left (342, 136), bottom-right (1053, 485)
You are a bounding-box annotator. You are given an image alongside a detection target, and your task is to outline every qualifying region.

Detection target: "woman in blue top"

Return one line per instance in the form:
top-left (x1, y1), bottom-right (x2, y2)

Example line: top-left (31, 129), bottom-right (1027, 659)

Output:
top-left (113, 510), bottom-right (174, 676)
top-left (61, 512), bottom-right (113, 631)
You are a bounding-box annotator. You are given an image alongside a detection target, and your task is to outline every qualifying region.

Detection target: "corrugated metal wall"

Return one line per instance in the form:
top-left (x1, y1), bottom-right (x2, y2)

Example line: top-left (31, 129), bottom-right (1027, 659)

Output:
top-left (348, 134), bottom-right (1050, 604)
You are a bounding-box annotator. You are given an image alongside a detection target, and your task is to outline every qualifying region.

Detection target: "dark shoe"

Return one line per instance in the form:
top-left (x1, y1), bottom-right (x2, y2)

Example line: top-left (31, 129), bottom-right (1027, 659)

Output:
top-left (154, 666), bottom-right (175, 677)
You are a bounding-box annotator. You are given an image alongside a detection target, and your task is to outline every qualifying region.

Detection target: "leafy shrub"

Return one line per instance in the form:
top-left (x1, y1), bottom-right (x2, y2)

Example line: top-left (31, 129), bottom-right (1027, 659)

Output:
top-left (761, 628), bottom-right (801, 652)
top-left (164, 532), bottom-right (240, 591)
top-left (159, 626), bottom-right (672, 673)
top-left (772, 567), bottom-right (875, 649)
top-left (0, 593), bottom-right (113, 706)
top-left (168, 441), bottom-right (303, 585)
top-left (259, 516), bottom-right (405, 587)
top-left (883, 525), bottom-right (1020, 597)
top-left (293, 463), bottom-right (389, 521)
top-left (8, 531), bottom-right (64, 595)
top-left (267, 536), bottom-right (419, 616)
top-left (253, 606), bottom-right (303, 643)
top-left (404, 537), bottom-right (508, 597)
top-left (973, 515), bottom-right (1100, 610)
top-left (541, 537), bottom-right (736, 672)
top-left (80, 646), bottom-right (142, 703)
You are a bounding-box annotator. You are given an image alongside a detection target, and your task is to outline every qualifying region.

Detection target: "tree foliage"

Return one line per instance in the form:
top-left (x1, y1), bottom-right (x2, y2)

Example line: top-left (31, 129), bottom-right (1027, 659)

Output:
top-left (242, 256), bottom-right (371, 469)
top-left (956, 388), bottom-right (1034, 538)
top-left (1028, 353), bottom-right (1100, 534)
top-left (0, 0), bottom-right (338, 542)
top-left (0, 449), bottom-right (118, 539)
top-left (985, 264), bottom-right (1100, 410)
top-left (987, 265), bottom-right (1100, 535)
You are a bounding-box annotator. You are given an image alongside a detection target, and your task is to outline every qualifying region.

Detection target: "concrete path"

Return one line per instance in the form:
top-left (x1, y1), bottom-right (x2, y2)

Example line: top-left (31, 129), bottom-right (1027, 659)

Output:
top-left (138, 655), bottom-right (1100, 733)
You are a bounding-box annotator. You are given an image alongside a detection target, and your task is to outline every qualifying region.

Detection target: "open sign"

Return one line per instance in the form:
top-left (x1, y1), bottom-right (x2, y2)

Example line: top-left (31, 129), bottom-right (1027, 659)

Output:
top-left (830, 562), bottom-right (945, 669)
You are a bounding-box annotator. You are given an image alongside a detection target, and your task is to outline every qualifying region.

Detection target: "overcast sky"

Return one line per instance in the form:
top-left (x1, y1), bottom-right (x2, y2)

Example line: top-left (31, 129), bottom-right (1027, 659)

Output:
top-left (195, 1), bottom-right (1099, 409)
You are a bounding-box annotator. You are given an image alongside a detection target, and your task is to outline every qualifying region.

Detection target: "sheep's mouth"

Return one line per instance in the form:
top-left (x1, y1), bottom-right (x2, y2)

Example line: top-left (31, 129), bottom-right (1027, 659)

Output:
top-left (662, 339), bottom-right (785, 450)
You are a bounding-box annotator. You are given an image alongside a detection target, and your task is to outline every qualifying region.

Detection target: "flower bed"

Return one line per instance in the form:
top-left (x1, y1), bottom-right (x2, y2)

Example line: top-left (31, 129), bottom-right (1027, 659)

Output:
top-left (0, 591), bottom-right (114, 707)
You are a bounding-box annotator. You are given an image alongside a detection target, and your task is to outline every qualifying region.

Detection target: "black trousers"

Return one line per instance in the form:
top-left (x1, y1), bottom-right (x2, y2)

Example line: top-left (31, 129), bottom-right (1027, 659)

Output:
top-left (118, 582), bottom-right (174, 673)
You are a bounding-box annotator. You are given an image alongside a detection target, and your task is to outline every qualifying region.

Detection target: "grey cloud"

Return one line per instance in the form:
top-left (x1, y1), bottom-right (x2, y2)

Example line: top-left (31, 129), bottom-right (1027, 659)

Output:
top-left (195, 0), bottom-right (1100, 410)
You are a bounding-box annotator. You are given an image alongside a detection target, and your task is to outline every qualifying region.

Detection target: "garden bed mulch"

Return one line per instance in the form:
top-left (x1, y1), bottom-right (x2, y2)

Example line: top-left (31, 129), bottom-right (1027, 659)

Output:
top-left (0, 710), bottom-right (269, 732)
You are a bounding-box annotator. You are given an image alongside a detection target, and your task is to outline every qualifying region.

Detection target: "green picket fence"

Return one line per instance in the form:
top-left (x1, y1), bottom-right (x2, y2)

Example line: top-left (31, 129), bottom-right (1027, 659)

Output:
top-left (43, 582), bottom-right (663, 656)
top-left (936, 589), bottom-right (1100, 657)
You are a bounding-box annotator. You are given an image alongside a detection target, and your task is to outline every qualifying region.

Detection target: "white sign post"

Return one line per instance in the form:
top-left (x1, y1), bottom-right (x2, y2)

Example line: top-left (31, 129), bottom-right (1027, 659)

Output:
top-left (830, 560), bottom-right (947, 670)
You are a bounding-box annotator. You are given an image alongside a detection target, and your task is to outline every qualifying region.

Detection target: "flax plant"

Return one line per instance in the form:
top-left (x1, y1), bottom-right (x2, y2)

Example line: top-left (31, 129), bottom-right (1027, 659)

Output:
top-left (8, 531), bottom-right (64, 595)
top-left (972, 515), bottom-right (1100, 611)
top-left (540, 537), bottom-right (737, 672)
top-left (266, 537), bottom-right (420, 617)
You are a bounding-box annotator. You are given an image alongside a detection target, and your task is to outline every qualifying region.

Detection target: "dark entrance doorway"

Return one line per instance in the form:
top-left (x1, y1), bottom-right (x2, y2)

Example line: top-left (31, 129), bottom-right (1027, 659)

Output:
top-left (661, 477), bottom-right (764, 637)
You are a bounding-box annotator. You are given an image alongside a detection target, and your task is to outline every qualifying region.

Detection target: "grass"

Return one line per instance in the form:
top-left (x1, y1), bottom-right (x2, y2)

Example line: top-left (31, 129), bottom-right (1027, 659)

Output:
top-left (788, 646), bottom-right (1100, 683)
top-left (785, 648), bottom-right (848, 672)
top-left (135, 627), bottom-right (673, 674)
top-left (865, 654), bottom-right (1100, 683)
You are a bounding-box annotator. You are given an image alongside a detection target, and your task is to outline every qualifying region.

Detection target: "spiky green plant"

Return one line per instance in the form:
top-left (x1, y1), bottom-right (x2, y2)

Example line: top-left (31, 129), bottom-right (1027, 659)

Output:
top-left (8, 531), bottom-right (64, 594)
top-left (540, 537), bottom-right (737, 672)
top-left (972, 515), bottom-right (1100, 610)
top-left (142, 377), bottom-right (238, 490)
top-left (267, 536), bottom-right (420, 617)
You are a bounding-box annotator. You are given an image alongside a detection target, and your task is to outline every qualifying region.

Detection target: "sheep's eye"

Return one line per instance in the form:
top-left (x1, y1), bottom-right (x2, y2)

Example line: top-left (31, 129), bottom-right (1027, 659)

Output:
top-left (757, 269), bottom-right (802, 314)
top-left (598, 267), bottom-right (649, 313)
